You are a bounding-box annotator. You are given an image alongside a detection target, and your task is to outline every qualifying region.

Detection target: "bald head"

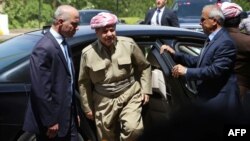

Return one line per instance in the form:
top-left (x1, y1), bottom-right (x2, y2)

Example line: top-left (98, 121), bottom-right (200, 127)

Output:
top-left (200, 5), bottom-right (225, 35)
top-left (52, 5), bottom-right (80, 38)
top-left (53, 5), bottom-right (79, 24)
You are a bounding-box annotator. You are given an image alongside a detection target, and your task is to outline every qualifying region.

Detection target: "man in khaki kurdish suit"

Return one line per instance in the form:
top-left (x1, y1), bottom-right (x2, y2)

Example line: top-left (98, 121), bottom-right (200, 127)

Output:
top-left (78, 12), bottom-right (152, 141)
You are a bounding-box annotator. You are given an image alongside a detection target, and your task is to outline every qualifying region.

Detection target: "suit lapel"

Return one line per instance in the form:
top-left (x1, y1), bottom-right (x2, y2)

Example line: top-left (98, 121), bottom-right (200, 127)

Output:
top-left (148, 8), bottom-right (157, 24)
top-left (197, 28), bottom-right (225, 67)
top-left (46, 32), bottom-right (71, 74)
top-left (161, 8), bottom-right (167, 25)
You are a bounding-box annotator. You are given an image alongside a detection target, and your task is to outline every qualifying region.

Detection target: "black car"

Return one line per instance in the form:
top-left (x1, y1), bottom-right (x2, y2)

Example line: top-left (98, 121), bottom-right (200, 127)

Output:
top-left (0, 24), bottom-right (206, 141)
top-left (171, 0), bottom-right (231, 32)
top-left (79, 9), bottom-right (112, 25)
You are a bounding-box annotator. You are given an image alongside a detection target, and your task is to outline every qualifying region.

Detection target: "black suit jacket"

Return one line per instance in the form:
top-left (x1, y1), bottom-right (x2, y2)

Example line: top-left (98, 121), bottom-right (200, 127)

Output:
top-left (144, 7), bottom-right (179, 27)
top-left (23, 31), bottom-right (77, 136)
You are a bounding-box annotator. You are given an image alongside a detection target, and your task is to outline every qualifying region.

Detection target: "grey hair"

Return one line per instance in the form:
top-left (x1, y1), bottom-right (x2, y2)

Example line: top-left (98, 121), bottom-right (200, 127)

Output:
top-left (53, 5), bottom-right (73, 24)
top-left (204, 5), bottom-right (225, 26)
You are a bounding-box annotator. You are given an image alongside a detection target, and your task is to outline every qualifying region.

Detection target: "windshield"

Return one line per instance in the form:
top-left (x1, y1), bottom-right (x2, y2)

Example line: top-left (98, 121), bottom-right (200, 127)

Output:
top-left (0, 34), bottom-right (41, 72)
top-left (173, 1), bottom-right (215, 18)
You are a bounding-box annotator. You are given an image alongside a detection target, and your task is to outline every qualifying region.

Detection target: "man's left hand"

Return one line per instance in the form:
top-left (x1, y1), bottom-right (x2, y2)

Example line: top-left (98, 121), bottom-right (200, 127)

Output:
top-left (142, 94), bottom-right (150, 105)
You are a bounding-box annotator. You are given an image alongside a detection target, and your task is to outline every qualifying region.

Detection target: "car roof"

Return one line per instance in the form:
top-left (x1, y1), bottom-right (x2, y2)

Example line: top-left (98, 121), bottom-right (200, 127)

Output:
top-left (25, 24), bottom-right (206, 44)
top-left (77, 25), bottom-right (205, 37)
top-left (25, 25), bottom-right (207, 37)
top-left (22, 24), bottom-right (207, 45)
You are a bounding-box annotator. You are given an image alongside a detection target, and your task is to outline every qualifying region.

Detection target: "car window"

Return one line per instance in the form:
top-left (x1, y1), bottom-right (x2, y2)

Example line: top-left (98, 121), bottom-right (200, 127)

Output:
top-left (79, 10), bottom-right (111, 25)
top-left (173, 1), bottom-right (215, 18)
top-left (80, 12), bottom-right (100, 25)
top-left (0, 35), bottom-right (40, 72)
top-left (177, 43), bottom-right (202, 56)
top-left (137, 44), bottom-right (153, 58)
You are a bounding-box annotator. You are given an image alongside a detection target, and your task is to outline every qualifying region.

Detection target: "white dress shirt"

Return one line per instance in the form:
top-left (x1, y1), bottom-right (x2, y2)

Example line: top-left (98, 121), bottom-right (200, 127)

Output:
top-left (150, 6), bottom-right (165, 25)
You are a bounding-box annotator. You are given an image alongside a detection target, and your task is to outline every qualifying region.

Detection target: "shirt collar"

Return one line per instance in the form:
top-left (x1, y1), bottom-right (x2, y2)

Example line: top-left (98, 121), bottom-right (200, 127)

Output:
top-left (97, 38), bottom-right (117, 53)
top-left (157, 6), bottom-right (165, 12)
top-left (50, 28), bottom-right (64, 45)
top-left (208, 27), bottom-right (221, 41)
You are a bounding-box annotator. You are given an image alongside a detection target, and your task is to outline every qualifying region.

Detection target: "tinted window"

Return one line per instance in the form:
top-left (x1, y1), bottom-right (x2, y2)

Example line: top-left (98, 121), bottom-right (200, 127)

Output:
top-left (173, 1), bottom-right (215, 18)
top-left (79, 11), bottom-right (110, 25)
top-left (0, 35), bottom-right (41, 73)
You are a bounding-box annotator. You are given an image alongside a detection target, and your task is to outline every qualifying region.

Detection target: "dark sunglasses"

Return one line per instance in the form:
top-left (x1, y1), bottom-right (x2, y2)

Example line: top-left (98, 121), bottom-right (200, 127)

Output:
top-left (200, 17), bottom-right (207, 23)
top-left (200, 17), bottom-right (213, 23)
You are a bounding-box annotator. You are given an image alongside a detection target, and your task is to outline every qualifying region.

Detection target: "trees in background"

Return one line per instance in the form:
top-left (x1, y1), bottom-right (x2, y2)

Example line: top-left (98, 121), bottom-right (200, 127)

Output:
top-left (234, 0), bottom-right (250, 11)
top-left (2, 0), bottom-right (250, 29)
top-left (4, 0), bottom-right (53, 28)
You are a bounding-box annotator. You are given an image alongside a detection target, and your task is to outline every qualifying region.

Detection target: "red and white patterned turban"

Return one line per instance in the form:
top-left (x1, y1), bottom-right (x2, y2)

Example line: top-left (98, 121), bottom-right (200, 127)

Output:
top-left (220, 2), bottom-right (242, 18)
top-left (90, 12), bottom-right (118, 29)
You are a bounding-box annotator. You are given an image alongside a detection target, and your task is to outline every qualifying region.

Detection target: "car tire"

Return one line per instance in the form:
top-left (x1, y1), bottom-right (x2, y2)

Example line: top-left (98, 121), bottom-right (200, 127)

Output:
top-left (17, 132), bottom-right (84, 141)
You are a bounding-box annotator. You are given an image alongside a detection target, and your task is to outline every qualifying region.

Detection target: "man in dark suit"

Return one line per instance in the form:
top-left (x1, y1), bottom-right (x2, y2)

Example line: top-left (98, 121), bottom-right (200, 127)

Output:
top-left (160, 4), bottom-right (240, 114)
top-left (23, 5), bottom-right (80, 141)
top-left (144, 0), bottom-right (179, 27)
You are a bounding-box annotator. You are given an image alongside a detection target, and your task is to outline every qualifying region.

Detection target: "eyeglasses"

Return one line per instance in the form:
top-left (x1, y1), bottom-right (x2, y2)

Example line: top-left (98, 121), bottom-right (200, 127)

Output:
top-left (200, 17), bottom-right (213, 23)
top-left (200, 17), bottom-right (207, 23)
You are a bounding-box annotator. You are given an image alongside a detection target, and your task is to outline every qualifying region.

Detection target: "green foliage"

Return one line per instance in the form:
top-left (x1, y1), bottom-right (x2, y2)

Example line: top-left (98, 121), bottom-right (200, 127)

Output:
top-left (120, 17), bottom-right (142, 24)
top-left (3, 0), bottom-right (250, 29)
top-left (233, 0), bottom-right (250, 11)
top-left (4, 0), bottom-right (53, 29)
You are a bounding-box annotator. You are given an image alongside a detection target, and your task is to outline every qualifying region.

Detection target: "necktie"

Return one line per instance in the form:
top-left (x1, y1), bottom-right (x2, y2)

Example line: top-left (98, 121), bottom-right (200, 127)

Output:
top-left (197, 38), bottom-right (210, 67)
top-left (156, 9), bottom-right (161, 25)
top-left (61, 40), bottom-right (74, 97)
top-left (61, 40), bottom-right (73, 79)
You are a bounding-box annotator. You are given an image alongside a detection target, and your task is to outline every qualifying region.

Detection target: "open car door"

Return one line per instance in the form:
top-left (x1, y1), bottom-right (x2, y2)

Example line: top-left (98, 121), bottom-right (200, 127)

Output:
top-left (144, 39), bottom-right (204, 128)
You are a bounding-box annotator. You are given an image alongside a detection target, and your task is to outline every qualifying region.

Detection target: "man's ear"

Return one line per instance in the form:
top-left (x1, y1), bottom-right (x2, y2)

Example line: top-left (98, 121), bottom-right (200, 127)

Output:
top-left (57, 19), bottom-right (64, 25)
top-left (213, 18), bottom-right (219, 26)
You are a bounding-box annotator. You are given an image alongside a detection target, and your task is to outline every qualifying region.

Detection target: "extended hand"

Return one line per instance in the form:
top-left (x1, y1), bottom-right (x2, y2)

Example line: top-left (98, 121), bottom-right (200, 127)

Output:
top-left (160, 45), bottom-right (175, 54)
top-left (172, 64), bottom-right (187, 78)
